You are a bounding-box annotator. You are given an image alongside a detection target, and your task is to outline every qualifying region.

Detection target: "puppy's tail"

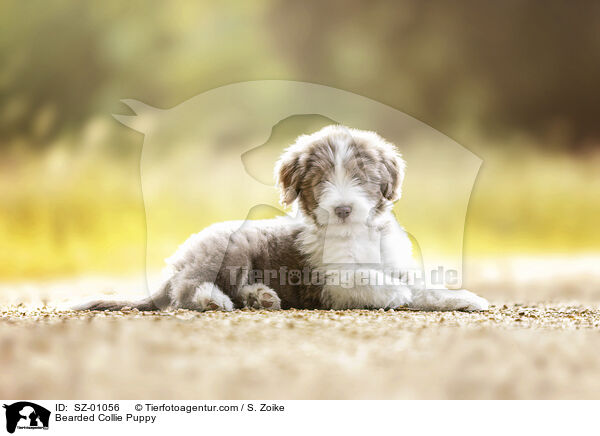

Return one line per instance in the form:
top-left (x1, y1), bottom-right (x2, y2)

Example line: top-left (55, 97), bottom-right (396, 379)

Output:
top-left (72, 296), bottom-right (159, 312)
top-left (72, 282), bottom-right (172, 312)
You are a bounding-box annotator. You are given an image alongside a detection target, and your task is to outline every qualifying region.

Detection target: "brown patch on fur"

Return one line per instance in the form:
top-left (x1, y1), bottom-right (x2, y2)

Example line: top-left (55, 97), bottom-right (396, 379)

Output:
top-left (276, 154), bottom-right (302, 205)
top-left (378, 150), bottom-right (402, 201)
top-left (297, 141), bottom-right (335, 220)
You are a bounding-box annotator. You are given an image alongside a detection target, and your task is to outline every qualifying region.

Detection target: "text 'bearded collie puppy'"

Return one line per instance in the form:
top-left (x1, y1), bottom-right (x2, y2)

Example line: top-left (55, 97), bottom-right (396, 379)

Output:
top-left (76, 125), bottom-right (489, 312)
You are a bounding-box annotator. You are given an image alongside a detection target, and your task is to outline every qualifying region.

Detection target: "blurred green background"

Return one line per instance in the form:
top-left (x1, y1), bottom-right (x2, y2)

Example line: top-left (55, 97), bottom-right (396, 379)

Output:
top-left (1, 0), bottom-right (599, 279)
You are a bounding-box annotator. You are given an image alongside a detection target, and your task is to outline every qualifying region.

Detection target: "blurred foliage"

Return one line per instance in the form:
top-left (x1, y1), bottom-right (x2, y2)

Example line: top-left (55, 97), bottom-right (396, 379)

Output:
top-left (268, 0), bottom-right (600, 149)
top-left (1, 0), bottom-right (599, 278)
top-left (1, 0), bottom-right (286, 150)
top-left (2, 0), bottom-right (599, 150)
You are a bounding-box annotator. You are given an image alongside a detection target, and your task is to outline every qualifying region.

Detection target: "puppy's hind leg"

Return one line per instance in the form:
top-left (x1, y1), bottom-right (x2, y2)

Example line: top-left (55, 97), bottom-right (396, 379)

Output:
top-left (239, 283), bottom-right (281, 310)
top-left (186, 282), bottom-right (234, 311)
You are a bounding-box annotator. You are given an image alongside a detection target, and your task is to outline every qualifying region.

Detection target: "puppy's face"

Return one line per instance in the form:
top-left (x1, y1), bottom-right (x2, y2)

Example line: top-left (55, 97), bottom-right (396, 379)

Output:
top-left (275, 125), bottom-right (405, 227)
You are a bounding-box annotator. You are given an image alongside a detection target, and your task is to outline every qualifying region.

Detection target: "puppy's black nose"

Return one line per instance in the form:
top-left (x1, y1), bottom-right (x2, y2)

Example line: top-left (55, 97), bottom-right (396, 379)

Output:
top-left (334, 205), bottom-right (352, 219)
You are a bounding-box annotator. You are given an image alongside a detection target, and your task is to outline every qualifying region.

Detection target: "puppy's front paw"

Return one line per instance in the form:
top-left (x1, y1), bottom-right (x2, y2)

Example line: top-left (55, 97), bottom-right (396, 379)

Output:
top-left (256, 287), bottom-right (281, 309)
top-left (408, 288), bottom-right (489, 311)
top-left (240, 284), bottom-right (281, 310)
top-left (451, 289), bottom-right (489, 311)
top-left (194, 283), bottom-right (234, 311)
top-left (385, 286), bottom-right (413, 309)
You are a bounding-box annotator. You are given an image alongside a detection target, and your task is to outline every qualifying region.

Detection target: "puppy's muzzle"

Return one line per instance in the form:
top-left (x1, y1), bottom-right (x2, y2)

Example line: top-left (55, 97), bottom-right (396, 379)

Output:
top-left (334, 205), bottom-right (353, 219)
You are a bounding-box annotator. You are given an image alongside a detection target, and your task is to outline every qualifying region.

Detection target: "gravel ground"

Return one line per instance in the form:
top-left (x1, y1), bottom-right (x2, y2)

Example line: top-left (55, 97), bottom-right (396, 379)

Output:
top-left (1, 257), bottom-right (600, 399)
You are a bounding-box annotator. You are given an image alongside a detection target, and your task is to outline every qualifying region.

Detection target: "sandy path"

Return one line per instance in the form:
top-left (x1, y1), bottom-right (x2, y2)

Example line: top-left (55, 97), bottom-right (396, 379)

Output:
top-left (1, 257), bottom-right (600, 399)
top-left (1, 304), bottom-right (600, 399)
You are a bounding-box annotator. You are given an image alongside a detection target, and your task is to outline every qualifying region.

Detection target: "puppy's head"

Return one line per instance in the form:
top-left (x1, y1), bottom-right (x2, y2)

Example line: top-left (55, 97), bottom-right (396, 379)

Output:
top-left (275, 125), bottom-right (405, 226)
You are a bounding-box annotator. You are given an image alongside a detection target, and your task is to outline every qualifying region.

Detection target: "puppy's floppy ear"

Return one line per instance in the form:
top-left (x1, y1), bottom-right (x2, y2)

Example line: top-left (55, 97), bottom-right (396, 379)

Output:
top-left (380, 153), bottom-right (406, 202)
top-left (275, 150), bottom-right (303, 207)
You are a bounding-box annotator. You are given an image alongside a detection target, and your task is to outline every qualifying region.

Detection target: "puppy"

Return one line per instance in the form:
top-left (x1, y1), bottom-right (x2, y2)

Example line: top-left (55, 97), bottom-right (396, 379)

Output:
top-left (76, 125), bottom-right (488, 312)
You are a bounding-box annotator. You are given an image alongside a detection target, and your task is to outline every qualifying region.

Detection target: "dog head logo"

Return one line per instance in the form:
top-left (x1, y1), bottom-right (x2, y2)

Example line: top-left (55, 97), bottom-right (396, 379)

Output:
top-left (3, 402), bottom-right (50, 433)
top-left (114, 80), bottom-right (481, 289)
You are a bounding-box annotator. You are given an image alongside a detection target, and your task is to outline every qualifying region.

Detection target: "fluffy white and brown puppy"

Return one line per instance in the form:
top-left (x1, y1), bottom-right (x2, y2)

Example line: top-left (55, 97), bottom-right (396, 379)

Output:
top-left (75, 125), bottom-right (488, 312)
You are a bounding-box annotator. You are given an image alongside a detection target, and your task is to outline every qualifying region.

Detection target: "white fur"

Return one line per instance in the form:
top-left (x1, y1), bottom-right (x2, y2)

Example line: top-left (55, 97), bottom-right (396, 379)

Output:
top-left (409, 288), bottom-right (490, 311)
top-left (294, 127), bottom-right (489, 311)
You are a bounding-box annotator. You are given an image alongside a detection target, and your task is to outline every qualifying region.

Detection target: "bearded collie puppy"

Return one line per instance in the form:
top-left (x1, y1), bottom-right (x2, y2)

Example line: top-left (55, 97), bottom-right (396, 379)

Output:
top-left (75, 125), bottom-right (488, 312)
